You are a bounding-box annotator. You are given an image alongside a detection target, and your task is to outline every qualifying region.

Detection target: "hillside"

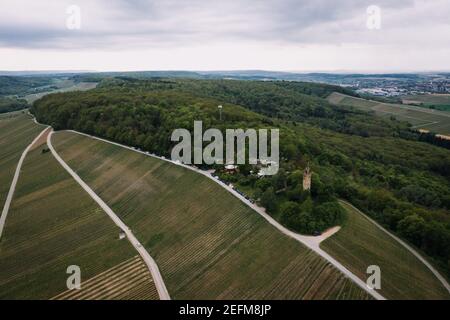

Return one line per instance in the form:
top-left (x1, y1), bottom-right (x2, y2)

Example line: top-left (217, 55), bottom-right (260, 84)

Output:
top-left (49, 130), bottom-right (371, 299)
top-left (31, 78), bottom-right (450, 280)
top-left (119, 78), bottom-right (413, 138)
top-left (0, 76), bottom-right (54, 96)
top-left (0, 135), bottom-right (156, 299)
top-left (0, 97), bottom-right (28, 114)
top-left (321, 201), bottom-right (449, 299)
top-left (328, 92), bottom-right (450, 136)
top-left (402, 94), bottom-right (450, 112)
top-left (0, 113), bottom-right (45, 206)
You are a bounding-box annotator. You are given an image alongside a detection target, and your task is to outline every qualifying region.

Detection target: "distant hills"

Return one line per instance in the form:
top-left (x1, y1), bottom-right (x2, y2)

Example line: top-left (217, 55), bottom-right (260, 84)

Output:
top-left (2, 69), bottom-right (450, 81)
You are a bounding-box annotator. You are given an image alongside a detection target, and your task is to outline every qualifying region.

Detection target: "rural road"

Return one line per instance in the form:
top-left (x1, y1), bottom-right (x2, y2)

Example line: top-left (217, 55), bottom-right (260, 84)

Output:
top-left (340, 199), bottom-right (450, 294)
top-left (65, 129), bottom-right (386, 300)
top-left (0, 127), bottom-right (49, 239)
top-left (47, 130), bottom-right (171, 300)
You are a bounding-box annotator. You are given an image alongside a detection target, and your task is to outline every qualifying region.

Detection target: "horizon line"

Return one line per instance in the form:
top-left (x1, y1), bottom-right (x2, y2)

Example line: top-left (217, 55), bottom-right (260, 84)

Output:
top-left (1, 69), bottom-right (450, 75)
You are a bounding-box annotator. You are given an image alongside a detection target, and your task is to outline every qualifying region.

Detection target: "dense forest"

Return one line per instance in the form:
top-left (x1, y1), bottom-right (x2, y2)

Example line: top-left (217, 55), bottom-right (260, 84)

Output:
top-left (0, 97), bottom-right (28, 113)
top-left (31, 78), bottom-right (450, 276)
top-left (93, 78), bottom-right (421, 140)
top-left (0, 76), bottom-right (55, 96)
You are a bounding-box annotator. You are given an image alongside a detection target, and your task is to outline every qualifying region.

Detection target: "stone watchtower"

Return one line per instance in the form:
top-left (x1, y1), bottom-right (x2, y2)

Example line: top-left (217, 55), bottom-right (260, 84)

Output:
top-left (302, 164), bottom-right (312, 191)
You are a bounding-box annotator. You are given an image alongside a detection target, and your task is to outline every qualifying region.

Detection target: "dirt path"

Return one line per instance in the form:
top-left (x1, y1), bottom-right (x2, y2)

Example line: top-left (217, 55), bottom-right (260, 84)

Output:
top-left (47, 130), bottom-right (170, 300)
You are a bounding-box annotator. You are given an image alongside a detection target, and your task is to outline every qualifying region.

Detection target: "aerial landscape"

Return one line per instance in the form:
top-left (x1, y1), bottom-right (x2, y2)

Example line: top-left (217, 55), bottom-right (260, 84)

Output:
top-left (0, 0), bottom-right (449, 309)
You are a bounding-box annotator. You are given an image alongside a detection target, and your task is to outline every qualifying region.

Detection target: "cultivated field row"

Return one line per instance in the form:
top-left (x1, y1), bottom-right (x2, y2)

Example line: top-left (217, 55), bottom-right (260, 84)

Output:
top-left (328, 92), bottom-right (450, 134)
top-left (47, 130), bottom-right (170, 299)
top-left (52, 256), bottom-right (159, 300)
top-left (0, 113), bottom-right (46, 208)
top-left (0, 139), bottom-right (139, 299)
top-left (321, 201), bottom-right (450, 300)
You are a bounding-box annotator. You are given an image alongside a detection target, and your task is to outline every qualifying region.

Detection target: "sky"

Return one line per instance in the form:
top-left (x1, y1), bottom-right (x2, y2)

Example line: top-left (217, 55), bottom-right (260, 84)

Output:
top-left (1, 0), bottom-right (450, 72)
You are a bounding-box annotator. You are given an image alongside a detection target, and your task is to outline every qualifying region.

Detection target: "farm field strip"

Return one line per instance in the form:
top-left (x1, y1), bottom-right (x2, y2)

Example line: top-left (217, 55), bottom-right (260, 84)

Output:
top-left (321, 200), bottom-right (450, 299)
top-left (327, 92), bottom-right (450, 134)
top-left (411, 121), bottom-right (439, 129)
top-left (340, 200), bottom-right (450, 294)
top-left (331, 92), bottom-right (450, 117)
top-left (0, 110), bottom-right (27, 119)
top-left (0, 137), bottom-right (141, 299)
top-left (47, 131), bottom-right (170, 300)
top-left (23, 82), bottom-right (97, 104)
top-left (402, 94), bottom-right (450, 106)
top-left (52, 256), bottom-right (159, 300)
top-left (52, 130), bottom-right (375, 300)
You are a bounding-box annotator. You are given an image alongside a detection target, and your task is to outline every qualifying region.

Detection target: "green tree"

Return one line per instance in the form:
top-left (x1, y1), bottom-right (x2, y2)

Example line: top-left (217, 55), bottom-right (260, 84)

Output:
top-left (397, 214), bottom-right (426, 246)
top-left (260, 187), bottom-right (277, 213)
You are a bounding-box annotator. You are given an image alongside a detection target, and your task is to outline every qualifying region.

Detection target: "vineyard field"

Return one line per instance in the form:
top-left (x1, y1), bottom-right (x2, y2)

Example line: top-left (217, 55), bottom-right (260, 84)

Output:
top-left (52, 256), bottom-right (158, 300)
top-left (52, 131), bottom-right (372, 300)
top-left (0, 142), bottom-right (140, 299)
top-left (321, 201), bottom-right (449, 300)
top-left (0, 114), bottom-right (45, 207)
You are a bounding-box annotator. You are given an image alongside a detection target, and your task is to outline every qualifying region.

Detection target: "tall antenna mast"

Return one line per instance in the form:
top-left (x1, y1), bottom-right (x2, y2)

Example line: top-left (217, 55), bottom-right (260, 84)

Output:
top-left (218, 105), bottom-right (223, 121)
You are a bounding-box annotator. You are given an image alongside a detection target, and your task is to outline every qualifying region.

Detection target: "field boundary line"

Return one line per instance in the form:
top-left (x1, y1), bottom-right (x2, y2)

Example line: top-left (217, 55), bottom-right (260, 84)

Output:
top-left (411, 121), bottom-right (439, 129)
top-left (0, 126), bottom-right (49, 239)
top-left (62, 129), bottom-right (385, 300)
top-left (339, 199), bottom-right (450, 294)
top-left (47, 130), bottom-right (170, 300)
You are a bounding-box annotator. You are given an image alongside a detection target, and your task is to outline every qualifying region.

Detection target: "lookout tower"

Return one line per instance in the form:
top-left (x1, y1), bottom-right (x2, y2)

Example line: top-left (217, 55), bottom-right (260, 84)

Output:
top-left (303, 164), bottom-right (312, 191)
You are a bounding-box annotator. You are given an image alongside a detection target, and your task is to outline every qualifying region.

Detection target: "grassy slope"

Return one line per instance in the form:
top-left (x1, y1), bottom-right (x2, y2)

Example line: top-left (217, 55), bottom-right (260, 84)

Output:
top-left (52, 131), bottom-right (371, 300)
top-left (0, 143), bottom-right (139, 299)
top-left (24, 82), bottom-right (97, 104)
top-left (321, 201), bottom-right (449, 300)
top-left (403, 94), bottom-right (450, 106)
top-left (0, 113), bottom-right (45, 207)
top-left (328, 92), bottom-right (450, 134)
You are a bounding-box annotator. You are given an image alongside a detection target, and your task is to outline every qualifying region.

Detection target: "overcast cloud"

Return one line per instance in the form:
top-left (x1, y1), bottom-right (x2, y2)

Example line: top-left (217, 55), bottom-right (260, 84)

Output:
top-left (1, 0), bottom-right (449, 71)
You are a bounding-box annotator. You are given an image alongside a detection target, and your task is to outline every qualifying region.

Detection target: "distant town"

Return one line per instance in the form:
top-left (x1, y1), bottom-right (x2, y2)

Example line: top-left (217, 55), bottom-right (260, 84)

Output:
top-left (341, 74), bottom-right (450, 97)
